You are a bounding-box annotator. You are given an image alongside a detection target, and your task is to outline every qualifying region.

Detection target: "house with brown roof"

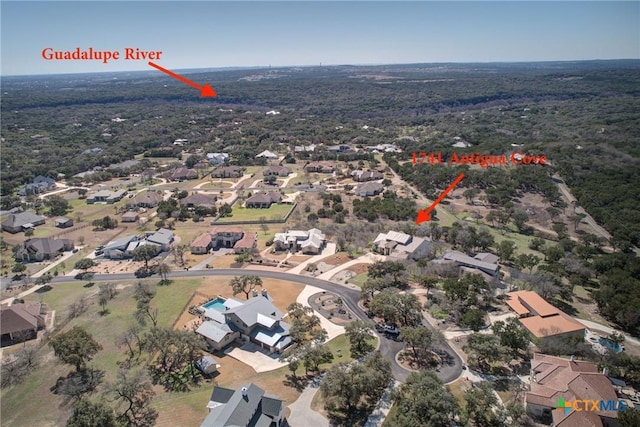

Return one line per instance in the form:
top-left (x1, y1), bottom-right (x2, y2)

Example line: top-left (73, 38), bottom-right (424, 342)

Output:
top-left (245, 192), bottom-right (282, 209)
top-left (305, 162), bottom-right (335, 174)
top-left (233, 233), bottom-right (257, 254)
top-left (525, 353), bottom-right (622, 426)
top-left (212, 166), bottom-right (244, 179)
top-left (191, 233), bottom-right (213, 254)
top-left (1, 303), bottom-right (47, 344)
top-left (505, 290), bottom-right (585, 341)
top-left (167, 167), bottom-right (198, 181)
top-left (126, 191), bottom-right (164, 208)
top-left (86, 189), bottom-right (128, 204)
top-left (14, 238), bottom-right (74, 262)
top-left (211, 227), bottom-right (244, 249)
top-left (180, 193), bottom-right (218, 209)
top-left (263, 165), bottom-right (291, 177)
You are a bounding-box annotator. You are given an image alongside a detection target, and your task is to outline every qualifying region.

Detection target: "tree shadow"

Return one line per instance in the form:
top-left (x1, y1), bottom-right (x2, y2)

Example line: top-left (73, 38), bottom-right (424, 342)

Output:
top-left (551, 298), bottom-right (578, 316)
top-left (83, 282), bottom-right (95, 288)
top-left (35, 285), bottom-right (52, 293)
top-left (283, 374), bottom-right (309, 392)
top-left (327, 406), bottom-right (371, 427)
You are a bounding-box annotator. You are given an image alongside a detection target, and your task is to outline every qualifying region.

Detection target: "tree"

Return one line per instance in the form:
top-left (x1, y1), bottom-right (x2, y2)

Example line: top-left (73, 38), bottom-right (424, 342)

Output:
top-left (460, 309), bottom-right (486, 331)
top-left (400, 326), bottom-right (434, 367)
top-left (516, 253), bottom-right (541, 273)
top-left (45, 194), bottom-right (71, 216)
top-left (369, 291), bottom-right (421, 327)
top-left (49, 326), bottom-right (103, 372)
top-left (234, 252), bottom-right (252, 265)
top-left (144, 327), bottom-right (203, 391)
top-left (1, 345), bottom-right (39, 388)
top-left (321, 352), bottom-right (391, 423)
top-left (157, 263), bottom-right (171, 284)
top-left (496, 240), bottom-right (516, 263)
top-left (171, 244), bottom-right (188, 267)
top-left (492, 317), bottom-right (531, 359)
top-left (74, 258), bottom-right (96, 272)
top-left (218, 203), bottom-right (232, 217)
top-left (109, 369), bottom-right (158, 427)
top-left (464, 382), bottom-right (507, 427)
top-left (132, 245), bottom-right (159, 270)
top-left (463, 188), bottom-right (479, 205)
top-left (345, 320), bottom-right (375, 358)
top-left (12, 262), bottom-right (27, 276)
top-left (463, 333), bottom-right (509, 373)
top-left (229, 275), bottom-right (263, 300)
top-left (512, 210), bottom-right (529, 233)
top-left (619, 408), bottom-right (640, 427)
top-left (133, 282), bottom-right (158, 327)
top-left (98, 283), bottom-right (117, 314)
top-left (388, 370), bottom-right (460, 427)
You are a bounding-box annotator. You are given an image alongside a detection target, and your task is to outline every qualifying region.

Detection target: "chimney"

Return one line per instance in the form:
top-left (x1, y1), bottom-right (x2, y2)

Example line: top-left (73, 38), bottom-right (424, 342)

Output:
top-left (261, 289), bottom-right (268, 298)
top-left (570, 355), bottom-right (576, 362)
top-left (603, 367), bottom-right (609, 376)
top-left (241, 386), bottom-right (248, 399)
top-left (252, 289), bottom-right (258, 298)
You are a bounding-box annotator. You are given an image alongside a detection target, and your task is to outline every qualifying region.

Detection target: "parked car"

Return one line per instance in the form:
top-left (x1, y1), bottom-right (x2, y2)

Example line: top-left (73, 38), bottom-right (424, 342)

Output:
top-left (383, 325), bottom-right (400, 335)
top-left (94, 250), bottom-right (104, 256)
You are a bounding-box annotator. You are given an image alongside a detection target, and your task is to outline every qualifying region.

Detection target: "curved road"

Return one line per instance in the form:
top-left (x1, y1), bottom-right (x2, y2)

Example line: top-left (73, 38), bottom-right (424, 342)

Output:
top-left (48, 268), bottom-right (462, 383)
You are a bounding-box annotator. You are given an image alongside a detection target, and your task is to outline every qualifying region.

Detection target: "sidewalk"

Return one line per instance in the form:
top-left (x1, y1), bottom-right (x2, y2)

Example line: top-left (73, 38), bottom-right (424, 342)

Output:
top-left (364, 381), bottom-right (400, 427)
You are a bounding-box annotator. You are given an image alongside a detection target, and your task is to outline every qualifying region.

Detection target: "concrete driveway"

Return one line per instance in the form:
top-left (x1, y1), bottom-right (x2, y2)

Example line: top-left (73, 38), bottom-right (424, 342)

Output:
top-left (287, 384), bottom-right (329, 427)
top-left (225, 342), bottom-right (287, 373)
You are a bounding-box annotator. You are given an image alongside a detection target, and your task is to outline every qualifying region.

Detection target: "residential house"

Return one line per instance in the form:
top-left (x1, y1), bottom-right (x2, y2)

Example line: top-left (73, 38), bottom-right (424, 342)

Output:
top-left (146, 228), bottom-right (174, 251)
top-left (367, 144), bottom-right (402, 153)
top-left (355, 181), bottom-right (384, 197)
top-left (211, 227), bottom-right (244, 249)
top-left (191, 233), bottom-right (213, 254)
top-left (14, 238), bottom-right (74, 262)
top-left (233, 233), bottom-right (257, 254)
top-left (505, 290), bottom-right (585, 341)
top-left (121, 211), bottom-right (140, 223)
top-left (104, 235), bottom-right (139, 259)
top-left (180, 193), bottom-right (218, 210)
top-left (245, 192), bottom-right (282, 209)
top-left (17, 176), bottom-right (56, 196)
top-left (200, 383), bottom-right (286, 427)
top-left (55, 217), bottom-right (74, 228)
top-left (273, 228), bottom-right (326, 254)
top-left (126, 191), bottom-right (164, 208)
top-left (167, 167), bottom-right (198, 181)
top-left (86, 189), bottom-right (128, 204)
top-left (255, 150), bottom-right (278, 159)
top-left (207, 153), bottom-right (230, 165)
top-left (441, 250), bottom-right (501, 278)
top-left (196, 290), bottom-right (291, 353)
top-left (212, 166), bottom-right (244, 179)
top-left (525, 353), bottom-right (621, 427)
top-left (1, 303), bottom-right (47, 344)
top-left (1, 211), bottom-right (47, 233)
top-left (107, 159), bottom-right (140, 171)
top-left (327, 144), bottom-right (355, 154)
top-left (305, 162), bottom-right (335, 174)
top-left (373, 231), bottom-right (431, 261)
top-left (351, 170), bottom-right (383, 182)
top-left (294, 144), bottom-right (316, 153)
top-left (263, 165), bottom-right (291, 177)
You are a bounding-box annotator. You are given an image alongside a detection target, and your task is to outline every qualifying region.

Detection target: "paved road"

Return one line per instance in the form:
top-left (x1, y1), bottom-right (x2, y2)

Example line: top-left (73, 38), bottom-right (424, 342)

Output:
top-left (46, 268), bottom-right (463, 383)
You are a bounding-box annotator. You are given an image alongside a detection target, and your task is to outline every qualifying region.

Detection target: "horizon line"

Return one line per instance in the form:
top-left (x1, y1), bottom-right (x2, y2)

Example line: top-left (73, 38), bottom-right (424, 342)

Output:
top-left (2, 58), bottom-right (639, 78)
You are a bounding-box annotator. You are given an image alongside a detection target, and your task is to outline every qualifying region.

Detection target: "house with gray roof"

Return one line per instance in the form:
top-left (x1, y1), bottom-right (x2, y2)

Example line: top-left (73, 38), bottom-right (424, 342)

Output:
top-left (207, 152), bottom-right (230, 165)
top-left (263, 165), bottom-right (291, 177)
top-left (126, 191), bottom-right (164, 208)
top-left (373, 230), bottom-right (431, 261)
top-left (1, 303), bottom-right (47, 344)
top-left (146, 228), bottom-right (174, 251)
top-left (441, 250), bottom-right (500, 278)
top-left (212, 165), bottom-right (244, 178)
top-left (86, 189), bottom-right (128, 204)
top-left (14, 238), bottom-right (74, 262)
top-left (355, 181), bottom-right (384, 197)
top-left (180, 193), bottom-right (218, 209)
top-left (196, 290), bottom-right (292, 353)
top-left (17, 176), bottom-right (56, 196)
top-left (245, 192), bottom-right (282, 209)
top-left (273, 228), bottom-right (326, 254)
top-left (1, 211), bottom-right (47, 233)
top-left (201, 383), bottom-right (286, 427)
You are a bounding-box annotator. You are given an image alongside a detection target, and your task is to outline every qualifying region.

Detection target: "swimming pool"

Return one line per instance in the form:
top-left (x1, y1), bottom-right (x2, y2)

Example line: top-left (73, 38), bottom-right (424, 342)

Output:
top-left (599, 337), bottom-right (623, 353)
top-left (202, 297), bottom-right (226, 311)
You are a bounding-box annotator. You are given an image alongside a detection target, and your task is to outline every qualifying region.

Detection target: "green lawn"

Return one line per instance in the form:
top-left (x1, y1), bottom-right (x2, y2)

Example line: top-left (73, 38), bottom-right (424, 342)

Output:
top-left (350, 273), bottom-right (369, 288)
top-left (216, 204), bottom-right (294, 223)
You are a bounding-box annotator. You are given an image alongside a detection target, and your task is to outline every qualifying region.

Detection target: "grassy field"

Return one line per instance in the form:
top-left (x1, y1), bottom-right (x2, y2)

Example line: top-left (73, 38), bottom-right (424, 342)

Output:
top-left (349, 273), bottom-right (368, 288)
top-left (216, 204), bottom-right (294, 223)
top-left (2, 278), bottom-right (202, 427)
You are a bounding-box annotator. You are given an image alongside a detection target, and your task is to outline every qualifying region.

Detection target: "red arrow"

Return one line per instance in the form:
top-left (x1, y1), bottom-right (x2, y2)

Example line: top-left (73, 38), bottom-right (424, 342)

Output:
top-left (416, 173), bottom-right (465, 224)
top-left (148, 61), bottom-right (217, 97)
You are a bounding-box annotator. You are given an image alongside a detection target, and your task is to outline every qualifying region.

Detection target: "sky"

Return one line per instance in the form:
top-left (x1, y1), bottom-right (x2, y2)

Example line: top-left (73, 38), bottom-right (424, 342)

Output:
top-left (1, 1), bottom-right (639, 75)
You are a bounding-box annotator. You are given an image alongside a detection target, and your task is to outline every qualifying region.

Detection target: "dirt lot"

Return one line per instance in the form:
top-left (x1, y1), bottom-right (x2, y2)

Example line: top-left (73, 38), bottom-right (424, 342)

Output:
top-left (319, 253), bottom-right (353, 267)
